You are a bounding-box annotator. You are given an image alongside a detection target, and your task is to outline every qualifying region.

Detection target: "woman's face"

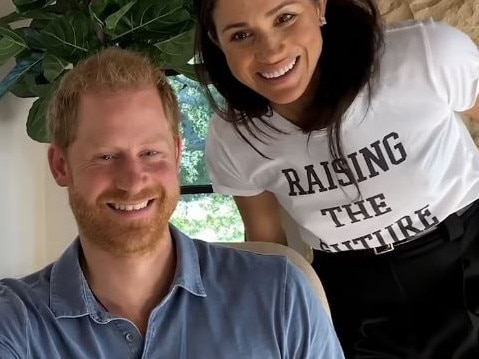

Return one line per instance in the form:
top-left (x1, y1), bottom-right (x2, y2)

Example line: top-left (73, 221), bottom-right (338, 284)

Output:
top-left (212, 0), bottom-right (325, 106)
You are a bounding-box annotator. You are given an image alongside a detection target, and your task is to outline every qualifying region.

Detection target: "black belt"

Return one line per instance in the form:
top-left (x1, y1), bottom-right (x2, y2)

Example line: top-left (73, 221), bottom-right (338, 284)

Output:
top-left (371, 226), bottom-right (437, 255)
top-left (319, 201), bottom-right (477, 257)
top-left (367, 202), bottom-right (476, 256)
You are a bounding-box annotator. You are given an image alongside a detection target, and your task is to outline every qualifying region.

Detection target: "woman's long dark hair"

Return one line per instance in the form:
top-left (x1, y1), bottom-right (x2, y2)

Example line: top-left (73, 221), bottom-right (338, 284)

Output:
top-left (194, 0), bottom-right (384, 169)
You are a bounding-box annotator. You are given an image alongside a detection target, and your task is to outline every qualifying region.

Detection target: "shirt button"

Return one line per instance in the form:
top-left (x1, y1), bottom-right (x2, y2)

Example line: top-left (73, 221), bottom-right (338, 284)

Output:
top-left (125, 332), bottom-right (134, 342)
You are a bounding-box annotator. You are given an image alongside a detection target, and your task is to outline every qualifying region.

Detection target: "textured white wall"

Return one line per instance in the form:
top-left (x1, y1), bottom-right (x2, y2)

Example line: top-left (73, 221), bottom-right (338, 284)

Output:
top-left (0, 2), bottom-right (76, 277)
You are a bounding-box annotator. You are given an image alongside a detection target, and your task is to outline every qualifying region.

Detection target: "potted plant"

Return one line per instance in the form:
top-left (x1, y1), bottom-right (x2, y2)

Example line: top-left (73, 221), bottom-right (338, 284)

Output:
top-left (0, 0), bottom-right (196, 142)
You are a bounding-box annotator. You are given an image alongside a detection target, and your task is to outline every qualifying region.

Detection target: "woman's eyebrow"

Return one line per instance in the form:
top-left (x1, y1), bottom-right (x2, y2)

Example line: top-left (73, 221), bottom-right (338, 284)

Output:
top-left (221, 1), bottom-right (299, 34)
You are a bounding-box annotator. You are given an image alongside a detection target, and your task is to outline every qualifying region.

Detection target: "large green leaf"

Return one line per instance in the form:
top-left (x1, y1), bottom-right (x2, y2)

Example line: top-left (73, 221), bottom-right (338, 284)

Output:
top-left (16, 27), bottom-right (46, 50)
top-left (0, 52), bottom-right (43, 100)
top-left (13, 0), bottom-right (52, 13)
top-left (26, 76), bottom-right (57, 142)
top-left (88, 2), bottom-right (104, 29)
top-left (154, 27), bottom-right (195, 67)
top-left (0, 26), bottom-right (28, 67)
top-left (10, 62), bottom-right (59, 98)
top-left (13, 0), bottom-right (43, 6)
top-left (9, 75), bottom-right (36, 98)
top-left (27, 94), bottom-right (51, 143)
top-left (88, 0), bottom-right (107, 20)
top-left (0, 37), bottom-right (25, 67)
top-left (179, 0), bottom-right (194, 13)
top-left (41, 11), bottom-right (97, 63)
top-left (111, 0), bottom-right (190, 41)
top-left (23, 8), bottom-right (59, 20)
top-left (24, 72), bottom-right (53, 97)
top-left (0, 12), bottom-right (24, 25)
top-left (104, 2), bottom-right (136, 32)
top-left (55, 0), bottom-right (82, 13)
top-left (89, 0), bottom-right (138, 19)
top-left (170, 63), bottom-right (197, 80)
top-left (43, 53), bottom-right (68, 82)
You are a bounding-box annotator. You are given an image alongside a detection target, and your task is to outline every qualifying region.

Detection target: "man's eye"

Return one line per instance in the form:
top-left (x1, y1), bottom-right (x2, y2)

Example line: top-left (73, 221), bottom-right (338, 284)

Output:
top-left (142, 150), bottom-right (159, 157)
top-left (101, 154), bottom-right (114, 161)
top-left (231, 31), bottom-right (250, 42)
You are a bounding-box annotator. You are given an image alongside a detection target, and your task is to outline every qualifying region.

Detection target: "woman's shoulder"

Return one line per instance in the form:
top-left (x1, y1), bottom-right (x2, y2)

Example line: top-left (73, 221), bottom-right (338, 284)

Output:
top-left (207, 112), bottom-right (237, 142)
top-left (385, 20), bottom-right (475, 56)
top-left (386, 19), bottom-right (459, 36)
top-left (379, 19), bottom-right (477, 81)
top-left (208, 111), bottom-right (289, 143)
top-left (206, 112), bottom-right (250, 155)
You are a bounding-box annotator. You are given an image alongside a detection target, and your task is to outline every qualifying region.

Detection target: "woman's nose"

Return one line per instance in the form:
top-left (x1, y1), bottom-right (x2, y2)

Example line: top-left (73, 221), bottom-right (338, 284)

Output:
top-left (254, 32), bottom-right (284, 63)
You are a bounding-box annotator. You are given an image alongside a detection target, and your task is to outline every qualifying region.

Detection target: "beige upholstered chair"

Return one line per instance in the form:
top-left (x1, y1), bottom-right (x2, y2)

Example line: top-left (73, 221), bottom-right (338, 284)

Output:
top-left (216, 241), bottom-right (331, 318)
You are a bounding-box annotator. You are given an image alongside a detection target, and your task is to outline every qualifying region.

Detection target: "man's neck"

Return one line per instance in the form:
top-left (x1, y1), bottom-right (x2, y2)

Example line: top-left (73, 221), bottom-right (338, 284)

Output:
top-left (80, 235), bottom-right (176, 335)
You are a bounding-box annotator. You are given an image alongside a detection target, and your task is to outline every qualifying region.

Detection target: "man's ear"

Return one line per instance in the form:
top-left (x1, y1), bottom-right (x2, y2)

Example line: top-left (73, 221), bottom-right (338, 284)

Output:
top-left (48, 144), bottom-right (70, 187)
top-left (175, 135), bottom-right (183, 172)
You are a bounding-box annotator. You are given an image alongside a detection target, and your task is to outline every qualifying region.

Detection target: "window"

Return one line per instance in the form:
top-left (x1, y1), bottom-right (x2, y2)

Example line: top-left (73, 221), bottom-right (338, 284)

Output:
top-left (168, 75), bottom-right (244, 242)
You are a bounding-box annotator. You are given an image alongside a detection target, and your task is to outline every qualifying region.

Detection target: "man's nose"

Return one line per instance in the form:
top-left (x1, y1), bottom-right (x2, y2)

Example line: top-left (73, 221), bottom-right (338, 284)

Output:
top-left (114, 158), bottom-right (146, 194)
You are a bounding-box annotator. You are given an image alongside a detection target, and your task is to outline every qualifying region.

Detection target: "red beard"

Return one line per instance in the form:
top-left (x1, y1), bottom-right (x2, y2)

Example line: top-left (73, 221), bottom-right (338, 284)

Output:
top-left (69, 184), bottom-right (179, 256)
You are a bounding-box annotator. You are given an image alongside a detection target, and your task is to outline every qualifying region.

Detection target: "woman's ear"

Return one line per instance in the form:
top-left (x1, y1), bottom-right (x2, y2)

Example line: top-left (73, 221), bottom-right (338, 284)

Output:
top-left (318, 0), bottom-right (327, 25)
top-left (321, 0), bottom-right (327, 15)
top-left (208, 31), bottom-right (221, 48)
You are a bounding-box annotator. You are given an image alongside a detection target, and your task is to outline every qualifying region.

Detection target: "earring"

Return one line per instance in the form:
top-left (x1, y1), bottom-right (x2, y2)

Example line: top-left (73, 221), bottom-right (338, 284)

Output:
top-left (320, 16), bottom-right (327, 26)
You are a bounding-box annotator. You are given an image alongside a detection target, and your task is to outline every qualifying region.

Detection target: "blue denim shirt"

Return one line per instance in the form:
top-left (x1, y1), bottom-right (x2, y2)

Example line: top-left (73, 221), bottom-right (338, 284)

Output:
top-left (0, 226), bottom-right (344, 359)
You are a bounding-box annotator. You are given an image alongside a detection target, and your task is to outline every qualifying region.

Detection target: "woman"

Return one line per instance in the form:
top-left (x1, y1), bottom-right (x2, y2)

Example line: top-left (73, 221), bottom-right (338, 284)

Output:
top-left (193, 0), bottom-right (479, 357)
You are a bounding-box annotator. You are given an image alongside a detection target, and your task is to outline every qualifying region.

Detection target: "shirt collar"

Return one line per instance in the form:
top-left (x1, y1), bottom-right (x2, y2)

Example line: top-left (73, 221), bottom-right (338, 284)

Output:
top-left (169, 225), bottom-right (207, 297)
top-left (49, 225), bottom-right (206, 320)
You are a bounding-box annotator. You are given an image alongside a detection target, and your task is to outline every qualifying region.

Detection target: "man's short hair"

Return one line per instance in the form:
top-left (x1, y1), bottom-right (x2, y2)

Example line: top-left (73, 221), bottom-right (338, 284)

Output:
top-left (48, 47), bottom-right (181, 149)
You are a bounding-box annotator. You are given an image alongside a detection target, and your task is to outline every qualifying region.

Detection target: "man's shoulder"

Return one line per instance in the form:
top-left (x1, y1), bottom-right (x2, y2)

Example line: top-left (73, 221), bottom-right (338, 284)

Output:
top-left (193, 239), bottom-right (288, 271)
top-left (0, 278), bottom-right (41, 355)
top-left (0, 265), bottom-right (53, 314)
top-left (190, 241), bottom-right (344, 357)
top-left (192, 239), bottom-right (311, 288)
top-left (0, 279), bottom-right (31, 326)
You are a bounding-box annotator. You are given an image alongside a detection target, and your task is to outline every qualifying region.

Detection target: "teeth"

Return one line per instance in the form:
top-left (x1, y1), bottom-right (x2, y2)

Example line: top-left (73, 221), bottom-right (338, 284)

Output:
top-left (112, 201), bottom-right (149, 211)
top-left (260, 58), bottom-right (296, 79)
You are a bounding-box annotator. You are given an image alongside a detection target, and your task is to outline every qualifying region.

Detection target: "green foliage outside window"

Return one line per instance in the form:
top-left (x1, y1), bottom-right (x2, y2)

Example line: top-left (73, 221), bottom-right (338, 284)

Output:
top-left (172, 194), bottom-right (244, 242)
top-left (168, 76), bottom-right (244, 242)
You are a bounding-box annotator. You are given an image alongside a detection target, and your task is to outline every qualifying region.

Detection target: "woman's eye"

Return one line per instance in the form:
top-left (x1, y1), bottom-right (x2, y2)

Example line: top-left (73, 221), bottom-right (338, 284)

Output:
top-left (276, 13), bottom-right (295, 24)
top-left (231, 31), bottom-right (250, 42)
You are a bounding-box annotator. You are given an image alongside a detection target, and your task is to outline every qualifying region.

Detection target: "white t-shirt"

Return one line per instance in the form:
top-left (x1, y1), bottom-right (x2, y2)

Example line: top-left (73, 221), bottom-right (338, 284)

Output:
top-left (206, 20), bottom-right (479, 252)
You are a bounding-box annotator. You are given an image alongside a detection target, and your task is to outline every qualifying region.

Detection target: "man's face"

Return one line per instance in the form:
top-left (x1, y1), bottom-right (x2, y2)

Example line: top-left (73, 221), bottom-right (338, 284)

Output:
top-left (49, 87), bottom-right (181, 256)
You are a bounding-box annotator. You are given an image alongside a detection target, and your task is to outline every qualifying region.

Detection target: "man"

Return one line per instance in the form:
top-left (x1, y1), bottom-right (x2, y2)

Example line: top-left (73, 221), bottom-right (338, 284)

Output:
top-left (0, 48), bottom-right (344, 358)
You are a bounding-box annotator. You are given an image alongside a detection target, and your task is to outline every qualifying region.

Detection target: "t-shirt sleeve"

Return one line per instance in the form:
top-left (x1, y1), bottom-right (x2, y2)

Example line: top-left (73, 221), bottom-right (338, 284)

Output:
top-left (205, 115), bottom-right (264, 196)
top-left (283, 261), bottom-right (345, 359)
top-left (425, 22), bottom-right (479, 112)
